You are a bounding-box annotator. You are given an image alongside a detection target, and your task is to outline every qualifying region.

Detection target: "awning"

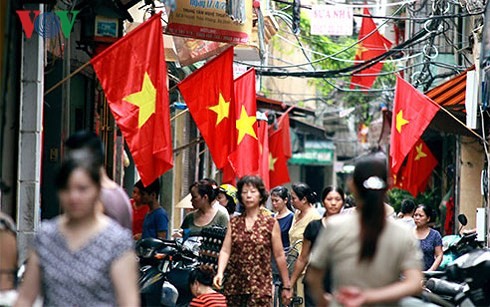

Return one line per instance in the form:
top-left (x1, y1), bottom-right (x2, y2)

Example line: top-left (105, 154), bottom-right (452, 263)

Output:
top-left (289, 118), bottom-right (328, 138)
top-left (256, 95), bottom-right (315, 117)
top-left (425, 66), bottom-right (474, 112)
top-left (289, 140), bottom-right (335, 166)
top-left (425, 66), bottom-right (480, 136)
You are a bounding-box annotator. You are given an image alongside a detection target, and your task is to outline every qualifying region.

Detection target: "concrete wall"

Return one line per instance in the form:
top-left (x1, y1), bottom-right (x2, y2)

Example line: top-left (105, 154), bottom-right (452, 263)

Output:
top-left (288, 164), bottom-right (301, 185)
top-left (458, 136), bottom-right (484, 229)
top-left (261, 16), bottom-right (317, 106)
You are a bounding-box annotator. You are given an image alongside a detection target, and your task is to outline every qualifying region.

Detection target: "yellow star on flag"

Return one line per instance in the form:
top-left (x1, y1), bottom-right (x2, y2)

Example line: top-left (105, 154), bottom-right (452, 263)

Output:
top-left (414, 143), bottom-right (427, 161)
top-left (124, 72), bottom-right (157, 128)
top-left (209, 92), bottom-right (230, 126)
top-left (396, 110), bottom-right (409, 133)
top-left (355, 43), bottom-right (368, 59)
top-left (269, 153), bottom-right (277, 171)
top-left (235, 106), bottom-right (257, 144)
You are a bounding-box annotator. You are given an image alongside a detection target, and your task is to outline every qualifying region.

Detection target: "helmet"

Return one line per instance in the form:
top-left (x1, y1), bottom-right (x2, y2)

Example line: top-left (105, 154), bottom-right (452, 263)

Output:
top-left (135, 237), bottom-right (166, 258)
top-left (219, 184), bottom-right (238, 206)
top-left (160, 281), bottom-right (178, 306)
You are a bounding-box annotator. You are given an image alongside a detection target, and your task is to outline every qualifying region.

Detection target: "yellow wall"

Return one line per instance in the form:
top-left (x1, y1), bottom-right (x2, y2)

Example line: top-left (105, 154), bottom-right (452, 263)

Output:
top-left (262, 20), bottom-right (317, 107)
top-left (459, 136), bottom-right (484, 229)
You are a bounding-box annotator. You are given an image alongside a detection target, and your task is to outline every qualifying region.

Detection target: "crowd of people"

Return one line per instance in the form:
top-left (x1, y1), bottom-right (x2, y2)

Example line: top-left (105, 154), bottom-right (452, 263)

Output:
top-left (0, 131), bottom-right (449, 307)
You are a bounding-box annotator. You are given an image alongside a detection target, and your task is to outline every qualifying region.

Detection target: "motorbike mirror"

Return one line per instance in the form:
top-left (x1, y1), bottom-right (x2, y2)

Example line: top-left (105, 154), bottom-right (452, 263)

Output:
top-left (457, 214), bottom-right (468, 226)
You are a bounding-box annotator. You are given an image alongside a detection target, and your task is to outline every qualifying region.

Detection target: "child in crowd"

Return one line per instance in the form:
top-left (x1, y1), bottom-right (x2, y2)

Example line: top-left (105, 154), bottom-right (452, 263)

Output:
top-left (189, 268), bottom-right (226, 307)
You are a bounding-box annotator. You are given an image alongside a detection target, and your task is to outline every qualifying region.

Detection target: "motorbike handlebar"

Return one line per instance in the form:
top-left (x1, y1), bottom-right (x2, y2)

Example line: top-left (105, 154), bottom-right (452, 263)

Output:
top-left (420, 291), bottom-right (457, 307)
top-left (426, 277), bottom-right (465, 296)
top-left (180, 253), bottom-right (198, 263)
top-left (423, 270), bottom-right (445, 279)
top-left (458, 232), bottom-right (477, 244)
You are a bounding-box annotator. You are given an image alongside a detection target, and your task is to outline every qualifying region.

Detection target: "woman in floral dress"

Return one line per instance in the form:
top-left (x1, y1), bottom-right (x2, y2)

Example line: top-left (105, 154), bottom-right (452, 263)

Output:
top-left (213, 175), bottom-right (292, 306)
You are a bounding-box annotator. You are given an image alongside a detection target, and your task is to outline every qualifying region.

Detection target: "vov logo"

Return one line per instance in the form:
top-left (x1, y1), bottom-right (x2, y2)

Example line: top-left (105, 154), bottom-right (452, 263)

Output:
top-left (16, 10), bottom-right (79, 39)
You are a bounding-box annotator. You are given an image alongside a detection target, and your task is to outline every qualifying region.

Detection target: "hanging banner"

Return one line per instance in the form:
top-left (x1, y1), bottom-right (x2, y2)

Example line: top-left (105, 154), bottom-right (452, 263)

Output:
top-left (310, 5), bottom-right (353, 36)
top-left (173, 36), bottom-right (230, 66)
top-left (167, 0), bottom-right (253, 44)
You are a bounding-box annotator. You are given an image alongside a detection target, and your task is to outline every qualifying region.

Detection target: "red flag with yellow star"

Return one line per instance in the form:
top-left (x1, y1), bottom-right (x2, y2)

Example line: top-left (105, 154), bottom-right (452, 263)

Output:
top-left (350, 8), bottom-right (392, 90)
top-left (228, 68), bottom-right (260, 178)
top-left (90, 13), bottom-right (173, 186)
top-left (395, 139), bottom-right (438, 196)
top-left (269, 122), bottom-right (290, 188)
top-left (221, 162), bottom-right (237, 185)
top-left (277, 112), bottom-right (292, 158)
top-left (390, 76), bottom-right (439, 174)
top-left (178, 47), bottom-right (235, 168)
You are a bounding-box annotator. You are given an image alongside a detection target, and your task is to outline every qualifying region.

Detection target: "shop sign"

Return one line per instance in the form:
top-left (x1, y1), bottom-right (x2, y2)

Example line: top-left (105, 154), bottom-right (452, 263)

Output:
top-left (310, 5), bottom-right (353, 36)
top-left (166, 0), bottom-right (252, 44)
top-left (289, 141), bottom-right (335, 166)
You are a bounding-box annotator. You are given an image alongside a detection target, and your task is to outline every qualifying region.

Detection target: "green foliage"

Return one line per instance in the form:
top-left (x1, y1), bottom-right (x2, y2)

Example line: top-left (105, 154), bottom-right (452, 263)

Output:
top-left (298, 17), bottom-right (354, 98)
top-left (415, 187), bottom-right (442, 224)
top-left (387, 188), bottom-right (413, 213)
top-left (296, 16), bottom-right (397, 123)
top-left (387, 187), bottom-right (441, 220)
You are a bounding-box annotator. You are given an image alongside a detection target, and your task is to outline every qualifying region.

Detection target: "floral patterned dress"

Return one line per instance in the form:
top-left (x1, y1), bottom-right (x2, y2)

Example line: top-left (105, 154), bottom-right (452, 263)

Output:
top-left (224, 213), bottom-right (275, 303)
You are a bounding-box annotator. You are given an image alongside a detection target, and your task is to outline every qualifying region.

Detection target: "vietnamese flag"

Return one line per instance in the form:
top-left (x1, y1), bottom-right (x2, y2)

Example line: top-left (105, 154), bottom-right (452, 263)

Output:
top-left (350, 8), bottom-right (392, 90)
top-left (257, 120), bottom-right (270, 189)
top-left (392, 166), bottom-right (406, 190)
top-left (228, 68), bottom-right (260, 178)
top-left (394, 139), bottom-right (437, 196)
top-left (90, 13), bottom-right (173, 186)
top-left (222, 162), bottom-right (236, 185)
top-left (277, 112), bottom-right (292, 158)
top-left (178, 47), bottom-right (235, 169)
top-left (390, 76), bottom-right (439, 174)
top-left (403, 139), bottom-right (438, 196)
top-left (269, 123), bottom-right (290, 188)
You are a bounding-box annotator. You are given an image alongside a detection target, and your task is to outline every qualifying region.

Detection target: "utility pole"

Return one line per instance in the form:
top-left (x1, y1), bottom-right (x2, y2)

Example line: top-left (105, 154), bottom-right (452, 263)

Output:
top-left (16, 3), bottom-right (44, 262)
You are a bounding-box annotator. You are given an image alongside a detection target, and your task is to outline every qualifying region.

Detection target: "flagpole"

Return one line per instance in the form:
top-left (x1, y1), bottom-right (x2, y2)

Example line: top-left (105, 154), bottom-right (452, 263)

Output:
top-left (170, 109), bottom-right (188, 121)
top-left (283, 105), bottom-right (295, 115)
top-left (45, 60), bottom-right (91, 96)
top-left (45, 62), bottom-right (186, 115)
top-left (173, 137), bottom-right (203, 154)
top-left (46, 62), bottom-right (182, 97)
top-left (429, 99), bottom-right (487, 144)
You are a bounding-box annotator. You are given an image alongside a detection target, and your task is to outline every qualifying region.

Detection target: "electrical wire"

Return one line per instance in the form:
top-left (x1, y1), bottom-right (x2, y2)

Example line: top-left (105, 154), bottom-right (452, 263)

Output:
top-left (257, 5), bottom-right (405, 71)
top-left (255, 20), bottom-right (438, 78)
top-left (263, 50), bottom-right (466, 78)
top-left (273, 0), bottom-right (483, 17)
top-left (273, 31), bottom-right (427, 64)
top-left (272, 0), bottom-right (417, 9)
top-left (324, 78), bottom-right (396, 92)
top-left (321, 0), bottom-right (418, 8)
top-left (281, 9), bottom-right (390, 95)
top-left (261, 2), bottom-right (472, 79)
top-left (354, 10), bottom-right (484, 20)
top-left (262, 0), bottom-right (474, 92)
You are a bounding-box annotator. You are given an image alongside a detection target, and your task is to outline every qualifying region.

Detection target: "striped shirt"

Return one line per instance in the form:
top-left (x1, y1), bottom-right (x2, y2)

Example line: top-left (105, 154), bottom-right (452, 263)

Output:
top-left (190, 292), bottom-right (227, 307)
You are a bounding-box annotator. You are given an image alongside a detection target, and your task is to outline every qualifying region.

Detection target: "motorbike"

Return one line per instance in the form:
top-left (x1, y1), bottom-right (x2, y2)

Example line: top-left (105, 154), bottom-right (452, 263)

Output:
top-left (136, 237), bottom-right (200, 307)
top-left (438, 214), bottom-right (482, 270)
top-left (136, 226), bottom-right (226, 307)
top-left (424, 248), bottom-right (490, 306)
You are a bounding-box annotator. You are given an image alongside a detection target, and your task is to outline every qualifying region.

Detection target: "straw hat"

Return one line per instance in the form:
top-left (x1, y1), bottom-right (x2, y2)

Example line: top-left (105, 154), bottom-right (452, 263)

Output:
top-left (175, 193), bottom-right (193, 209)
